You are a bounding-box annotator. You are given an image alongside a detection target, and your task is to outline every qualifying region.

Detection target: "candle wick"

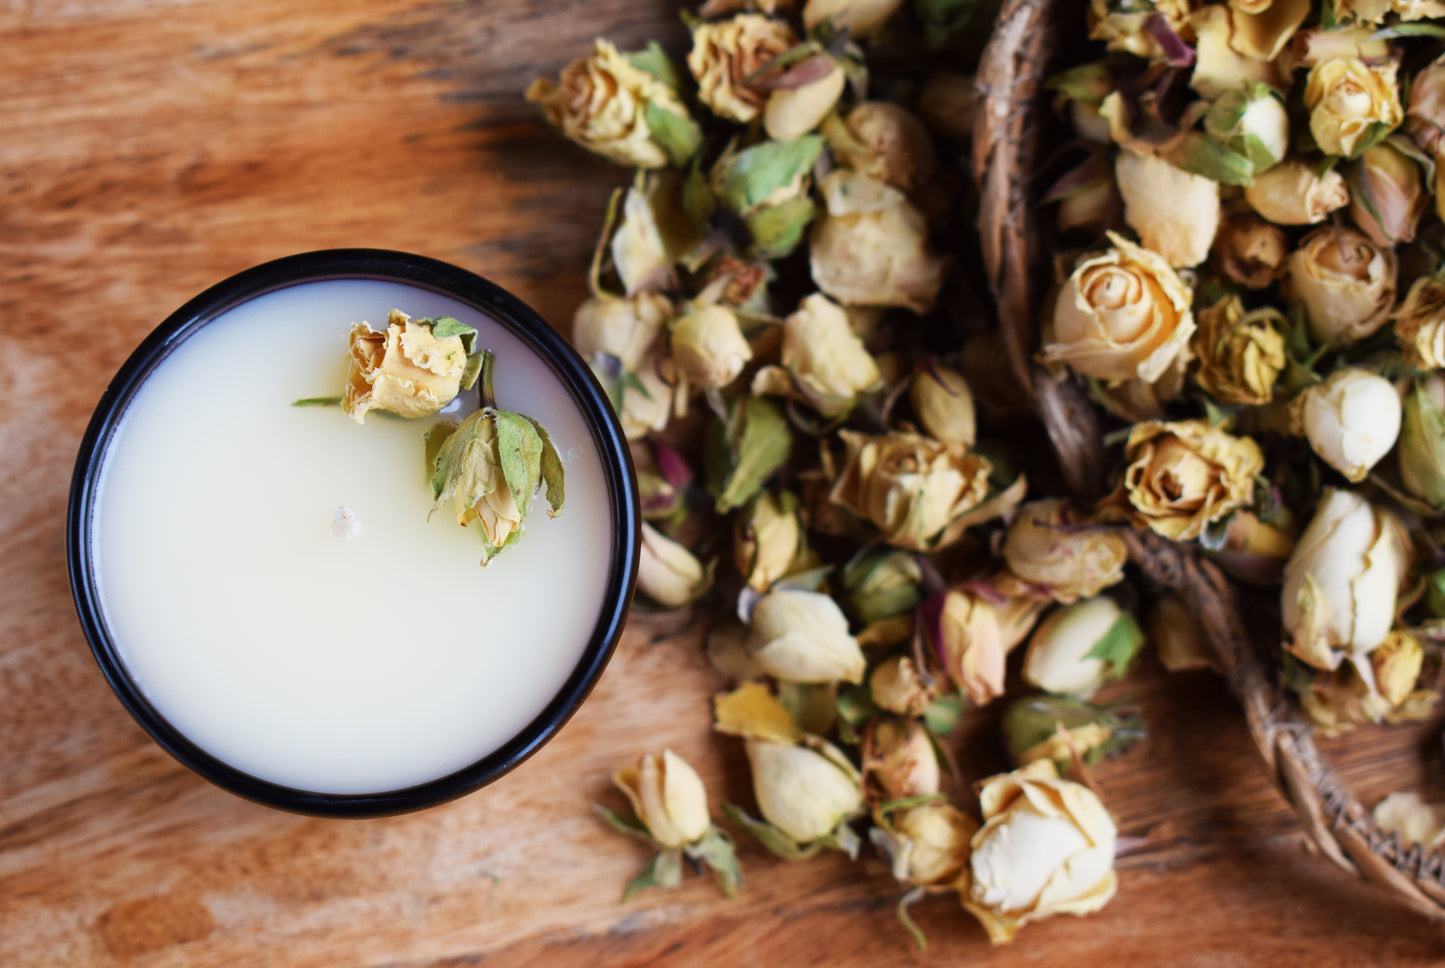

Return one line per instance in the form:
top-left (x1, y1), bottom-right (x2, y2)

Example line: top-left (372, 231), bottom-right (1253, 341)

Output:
top-left (478, 349), bottom-right (497, 411)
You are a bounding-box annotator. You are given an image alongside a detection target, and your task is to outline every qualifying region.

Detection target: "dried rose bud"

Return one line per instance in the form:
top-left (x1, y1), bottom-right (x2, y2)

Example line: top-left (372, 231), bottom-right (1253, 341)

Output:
top-left (526, 39), bottom-right (701, 169)
top-left (613, 750), bottom-right (712, 848)
top-left (1399, 373), bottom-right (1445, 507)
top-left (1204, 83), bottom-right (1290, 176)
top-left (1001, 499), bottom-right (1127, 604)
top-left (1349, 144), bottom-right (1426, 246)
top-left (917, 69), bottom-right (977, 140)
top-left (745, 587), bottom-right (867, 685)
top-left (1190, 295), bottom-right (1286, 406)
top-left (618, 353), bottom-right (676, 440)
top-left (1297, 367), bottom-right (1401, 483)
top-left (687, 14), bottom-right (797, 124)
top-left (735, 490), bottom-right (809, 593)
top-left (343, 311), bottom-right (478, 423)
top-left (963, 760), bottom-right (1118, 945)
top-left (863, 717), bottom-right (941, 802)
top-left (828, 430), bottom-right (995, 552)
top-left (1113, 419), bottom-right (1264, 542)
top-left (572, 292), bottom-right (672, 374)
top-left (1115, 150), bottom-right (1220, 268)
top-left (809, 175), bottom-right (948, 315)
top-left (1022, 597), bottom-right (1143, 698)
top-left (1042, 233), bottom-right (1195, 384)
top-left (869, 655), bottom-right (936, 717)
top-left (937, 588), bottom-right (1007, 707)
top-left (671, 304), bottom-right (753, 389)
top-left (1393, 276), bottom-right (1445, 369)
top-left (1243, 158), bottom-right (1349, 226)
top-left (1229, 0), bottom-right (1312, 61)
top-left (745, 736), bottom-right (863, 844)
top-left (763, 60), bottom-right (847, 141)
top-left (1304, 58), bottom-right (1403, 160)
top-left (844, 549), bottom-right (924, 624)
top-left (1189, 5), bottom-right (1281, 100)
top-left (1336, 0), bottom-right (1445, 23)
top-left (872, 801), bottom-right (977, 888)
top-left (1210, 213), bottom-right (1288, 288)
top-left (803, 0), bottom-right (905, 38)
top-left (1210, 510), bottom-right (1297, 586)
top-left (826, 102), bottom-right (938, 193)
top-left (1406, 54), bottom-right (1445, 157)
top-left (1087, 0), bottom-right (1189, 60)
top-left (910, 364), bottom-right (977, 448)
top-left (1283, 226), bottom-right (1397, 347)
top-left (711, 135), bottom-right (824, 259)
top-left (751, 292), bottom-right (882, 418)
top-left (638, 522), bottom-right (711, 608)
top-left (1282, 488), bottom-right (1405, 671)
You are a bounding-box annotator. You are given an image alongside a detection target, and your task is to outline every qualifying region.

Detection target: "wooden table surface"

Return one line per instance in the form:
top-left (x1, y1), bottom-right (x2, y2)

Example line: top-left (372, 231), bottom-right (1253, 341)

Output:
top-left (5, 1), bottom-right (1445, 964)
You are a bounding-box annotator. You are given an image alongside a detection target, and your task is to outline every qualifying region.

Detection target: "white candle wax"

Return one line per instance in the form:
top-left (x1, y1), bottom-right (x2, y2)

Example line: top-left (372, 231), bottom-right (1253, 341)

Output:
top-left (91, 278), bottom-right (613, 795)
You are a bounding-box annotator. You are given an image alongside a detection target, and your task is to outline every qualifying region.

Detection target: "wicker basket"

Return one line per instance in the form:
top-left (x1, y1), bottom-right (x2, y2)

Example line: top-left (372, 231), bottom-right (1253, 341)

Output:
top-left (972, 0), bottom-right (1445, 919)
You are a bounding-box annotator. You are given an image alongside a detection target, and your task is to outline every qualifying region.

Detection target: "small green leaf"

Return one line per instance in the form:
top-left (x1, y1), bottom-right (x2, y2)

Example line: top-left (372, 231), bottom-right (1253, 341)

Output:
top-left (423, 421), bottom-right (457, 486)
top-left (526, 415), bottom-right (567, 516)
top-left (624, 40), bottom-right (686, 89)
top-left (595, 802), bottom-right (653, 842)
top-left (621, 848), bottom-right (683, 903)
top-left (744, 195), bottom-right (817, 260)
top-left (923, 692), bottom-right (965, 736)
top-left (714, 136), bottom-right (825, 215)
top-left (1172, 132), bottom-right (1255, 186)
top-left (1084, 611), bottom-right (1146, 679)
top-left (685, 829), bottom-right (743, 897)
top-left (719, 803), bottom-right (820, 861)
top-left (494, 410), bottom-right (545, 521)
top-left (645, 102), bottom-right (702, 168)
top-left (711, 397), bottom-right (793, 514)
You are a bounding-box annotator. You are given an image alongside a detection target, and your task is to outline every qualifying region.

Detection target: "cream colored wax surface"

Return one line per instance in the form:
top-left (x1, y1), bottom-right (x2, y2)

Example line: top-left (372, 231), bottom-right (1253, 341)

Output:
top-left (92, 279), bottom-right (612, 795)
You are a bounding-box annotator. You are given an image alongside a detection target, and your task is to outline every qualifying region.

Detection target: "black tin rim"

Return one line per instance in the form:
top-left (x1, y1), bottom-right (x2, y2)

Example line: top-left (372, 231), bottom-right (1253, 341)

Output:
top-left (65, 249), bottom-right (639, 818)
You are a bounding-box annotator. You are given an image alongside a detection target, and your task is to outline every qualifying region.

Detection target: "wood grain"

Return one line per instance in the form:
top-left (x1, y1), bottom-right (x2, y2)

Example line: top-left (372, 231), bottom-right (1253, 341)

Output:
top-left (3, 1), bottom-right (1445, 965)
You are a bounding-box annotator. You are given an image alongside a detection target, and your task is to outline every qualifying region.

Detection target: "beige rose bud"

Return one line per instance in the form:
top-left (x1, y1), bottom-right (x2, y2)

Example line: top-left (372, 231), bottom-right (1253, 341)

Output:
top-left (1022, 597), bottom-right (1140, 698)
top-left (1281, 488), bottom-right (1405, 671)
top-left (827, 102), bottom-right (938, 193)
top-left (828, 430), bottom-right (994, 552)
top-left (1042, 233), bottom-right (1195, 384)
top-left (870, 655), bottom-right (936, 717)
top-left (1297, 367), bottom-right (1402, 483)
top-left (938, 588), bottom-right (1008, 706)
top-left (763, 60), bottom-right (847, 141)
top-left (803, 0), bottom-right (905, 38)
top-left (1001, 499), bottom-right (1127, 604)
top-left (1305, 58), bottom-right (1404, 160)
top-left (1336, 0), bottom-right (1445, 22)
top-left (1406, 55), bottom-right (1445, 157)
top-left (1284, 226), bottom-right (1397, 347)
top-left (1115, 419), bottom-right (1265, 542)
top-left (1350, 144), bottom-right (1427, 247)
top-left (745, 736), bottom-right (863, 843)
top-left (1374, 791), bottom-right (1445, 848)
top-left (526, 39), bottom-right (700, 169)
top-left (618, 353), bottom-right (676, 440)
top-left (688, 14), bottom-right (797, 125)
top-left (1189, 5), bottom-right (1280, 100)
top-left (1204, 83), bottom-right (1290, 176)
top-left (1242, 158), bottom-right (1349, 225)
top-left (735, 490), bottom-right (808, 593)
top-left (671, 304), bottom-right (752, 389)
top-left (910, 364), bottom-right (977, 448)
top-left (343, 311), bottom-right (470, 423)
top-left (863, 717), bottom-right (941, 802)
top-left (639, 522), bottom-right (710, 608)
top-left (809, 188), bottom-right (948, 315)
top-left (572, 292), bottom-right (671, 373)
top-left (614, 750), bottom-right (712, 848)
top-left (1210, 213), bottom-right (1288, 288)
top-left (917, 69), bottom-right (978, 140)
top-left (754, 293), bottom-right (882, 417)
top-left (746, 587), bottom-right (867, 685)
top-left (1115, 150), bottom-right (1220, 269)
top-left (1191, 295), bottom-right (1286, 406)
top-left (874, 802), bottom-right (977, 887)
top-left (1228, 0), bottom-right (1312, 61)
top-left (1392, 276), bottom-right (1445, 370)
top-left (964, 761), bottom-right (1118, 945)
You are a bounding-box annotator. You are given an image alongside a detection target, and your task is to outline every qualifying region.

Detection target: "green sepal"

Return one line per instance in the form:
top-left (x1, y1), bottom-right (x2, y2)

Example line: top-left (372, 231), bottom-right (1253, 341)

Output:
top-left (494, 409), bottom-right (546, 523)
top-left (1002, 694), bottom-right (1145, 767)
top-left (427, 316), bottom-right (484, 390)
top-left (1370, 22), bottom-right (1445, 40)
top-left (624, 40), bottom-right (687, 90)
top-left (646, 102), bottom-right (703, 168)
top-left (1083, 610), bottom-right (1146, 679)
top-left (423, 421), bottom-right (457, 483)
top-left (922, 692), bottom-right (965, 737)
top-left (685, 828), bottom-right (743, 898)
top-left (595, 802), bottom-right (655, 843)
top-left (1170, 132), bottom-right (1255, 186)
top-left (706, 396), bottom-right (793, 514)
top-left (292, 396), bottom-right (342, 407)
top-left (744, 195), bottom-right (818, 260)
top-left (1046, 60), bottom-right (1112, 105)
top-left (713, 136), bottom-right (825, 215)
top-left (524, 414), bottom-right (567, 517)
top-left (621, 848), bottom-right (684, 903)
top-left (719, 803), bottom-right (821, 861)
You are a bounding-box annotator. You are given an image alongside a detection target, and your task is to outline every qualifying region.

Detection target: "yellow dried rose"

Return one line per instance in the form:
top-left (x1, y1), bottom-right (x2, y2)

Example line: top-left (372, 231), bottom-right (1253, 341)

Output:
top-left (1001, 498), bottom-right (1127, 604)
top-left (746, 735), bottom-right (865, 844)
top-left (1113, 419), bottom-right (1264, 541)
top-left (1088, 0), bottom-right (1188, 60)
top-left (869, 655), bottom-right (935, 717)
top-left (1242, 158), bottom-right (1349, 226)
top-left (687, 14), bottom-right (797, 125)
top-left (1042, 233), bottom-right (1195, 384)
top-left (343, 310), bottom-right (475, 424)
top-left (1335, 0), bottom-right (1445, 23)
top-left (1190, 295), bottom-right (1286, 406)
top-left (910, 364), bottom-right (977, 448)
top-left (937, 580), bottom-right (1048, 706)
top-left (825, 102), bottom-right (938, 193)
top-left (618, 352), bottom-right (676, 440)
top-left (863, 717), bottom-right (941, 802)
top-left (1227, 0), bottom-right (1311, 61)
top-left (1392, 276), bottom-right (1445, 369)
top-left (613, 750), bottom-right (712, 848)
top-left (1189, 5), bottom-right (1280, 100)
top-left (963, 760), bottom-right (1118, 945)
top-left (1304, 58), bottom-right (1403, 160)
top-left (1283, 226), bottom-right (1397, 347)
top-left (828, 429), bottom-right (994, 551)
top-left (671, 304), bottom-right (753, 389)
top-left (763, 59), bottom-right (847, 141)
top-left (751, 292), bottom-right (882, 417)
top-left (745, 587), bottom-right (867, 685)
top-left (735, 490), bottom-right (809, 593)
top-left (526, 39), bottom-right (700, 169)
top-left (1115, 150), bottom-right (1220, 269)
top-left (874, 802), bottom-right (977, 889)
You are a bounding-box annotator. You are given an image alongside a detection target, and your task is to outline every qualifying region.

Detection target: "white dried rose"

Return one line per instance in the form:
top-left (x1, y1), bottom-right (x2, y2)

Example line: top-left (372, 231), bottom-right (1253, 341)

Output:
top-left (1283, 226), bottom-right (1397, 347)
top-left (671, 304), bottom-right (753, 389)
top-left (745, 587), bottom-right (866, 684)
top-left (613, 750), bottom-right (712, 848)
top-left (1297, 367), bottom-right (1402, 483)
top-left (745, 736), bottom-right (862, 843)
